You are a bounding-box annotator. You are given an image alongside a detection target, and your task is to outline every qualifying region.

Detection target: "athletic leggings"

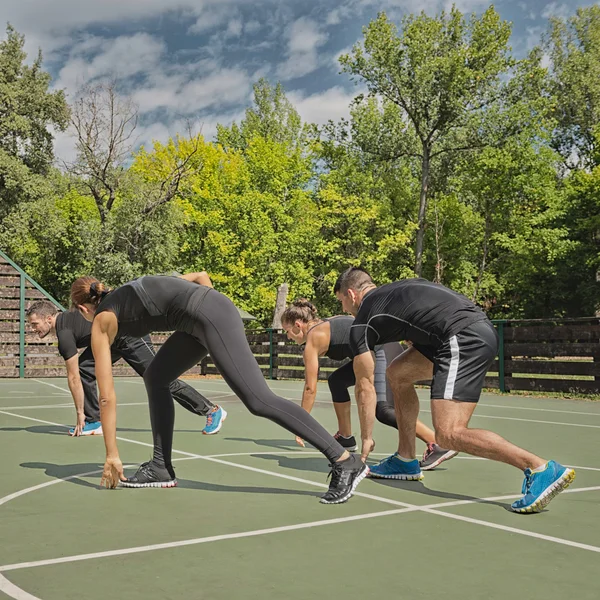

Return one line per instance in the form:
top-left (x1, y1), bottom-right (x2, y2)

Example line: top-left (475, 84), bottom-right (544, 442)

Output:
top-left (79, 335), bottom-right (215, 422)
top-left (327, 343), bottom-right (407, 430)
top-left (143, 289), bottom-right (345, 472)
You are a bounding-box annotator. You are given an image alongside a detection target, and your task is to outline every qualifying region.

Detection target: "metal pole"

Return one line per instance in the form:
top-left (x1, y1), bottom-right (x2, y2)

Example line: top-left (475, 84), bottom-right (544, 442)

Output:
top-left (19, 273), bottom-right (25, 378)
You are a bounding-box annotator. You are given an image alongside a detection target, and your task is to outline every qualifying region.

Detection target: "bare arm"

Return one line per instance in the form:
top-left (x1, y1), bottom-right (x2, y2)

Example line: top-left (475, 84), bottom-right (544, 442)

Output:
top-left (65, 355), bottom-right (86, 434)
top-left (179, 271), bottom-right (213, 288)
top-left (301, 340), bottom-right (320, 414)
top-left (353, 351), bottom-right (377, 461)
top-left (91, 313), bottom-right (118, 458)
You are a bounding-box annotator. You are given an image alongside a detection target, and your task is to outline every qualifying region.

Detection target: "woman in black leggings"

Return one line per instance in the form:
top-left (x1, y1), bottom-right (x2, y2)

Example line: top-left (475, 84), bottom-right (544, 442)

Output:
top-left (281, 299), bottom-right (458, 471)
top-left (70, 273), bottom-right (368, 504)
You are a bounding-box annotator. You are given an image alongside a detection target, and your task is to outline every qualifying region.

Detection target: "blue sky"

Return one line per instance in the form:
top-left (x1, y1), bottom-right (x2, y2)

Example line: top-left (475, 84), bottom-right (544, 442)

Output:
top-left (5, 0), bottom-right (598, 160)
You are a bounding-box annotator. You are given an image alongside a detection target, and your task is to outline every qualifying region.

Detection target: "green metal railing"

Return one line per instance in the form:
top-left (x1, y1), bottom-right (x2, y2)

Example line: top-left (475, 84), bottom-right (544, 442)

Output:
top-left (0, 249), bottom-right (65, 378)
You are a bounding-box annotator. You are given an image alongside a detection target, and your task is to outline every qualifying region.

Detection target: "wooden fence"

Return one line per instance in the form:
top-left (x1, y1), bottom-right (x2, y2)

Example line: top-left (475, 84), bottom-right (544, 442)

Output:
top-left (1, 251), bottom-right (599, 393)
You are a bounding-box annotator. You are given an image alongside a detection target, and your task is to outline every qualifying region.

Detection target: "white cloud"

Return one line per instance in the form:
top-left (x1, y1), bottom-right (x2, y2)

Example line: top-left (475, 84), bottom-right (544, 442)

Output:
top-left (523, 25), bottom-right (545, 52)
top-left (288, 86), bottom-right (356, 126)
top-left (226, 18), bottom-right (243, 38)
top-left (331, 44), bottom-right (356, 71)
top-left (188, 6), bottom-right (232, 34)
top-left (5, 0), bottom-right (274, 59)
top-left (55, 33), bottom-right (167, 93)
top-left (276, 17), bottom-right (329, 80)
top-left (244, 20), bottom-right (262, 34)
top-left (52, 127), bottom-right (80, 165)
top-left (517, 1), bottom-right (536, 20)
top-left (326, 9), bottom-right (342, 26)
top-left (131, 68), bottom-right (252, 115)
top-left (288, 17), bottom-right (327, 54)
top-left (541, 2), bottom-right (573, 20)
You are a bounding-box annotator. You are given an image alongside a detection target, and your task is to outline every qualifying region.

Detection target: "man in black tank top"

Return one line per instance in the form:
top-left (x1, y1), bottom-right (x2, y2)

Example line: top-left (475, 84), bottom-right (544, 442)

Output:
top-left (333, 267), bottom-right (575, 514)
top-left (26, 300), bottom-right (222, 437)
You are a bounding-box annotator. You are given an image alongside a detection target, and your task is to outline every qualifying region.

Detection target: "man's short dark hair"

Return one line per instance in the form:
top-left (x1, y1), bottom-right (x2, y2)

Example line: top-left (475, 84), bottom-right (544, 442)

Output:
top-left (26, 300), bottom-right (59, 319)
top-left (334, 267), bottom-right (374, 294)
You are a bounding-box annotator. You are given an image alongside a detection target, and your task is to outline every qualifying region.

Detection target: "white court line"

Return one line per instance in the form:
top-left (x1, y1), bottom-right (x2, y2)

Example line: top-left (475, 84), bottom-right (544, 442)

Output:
top-left (0, 394), bottom-right (233, 412)
top-left (1, 459), bottom-right (599, 574)
top-left (420, 410), bottom-right (600, 430)
top-left (5, 491), bottom-right (599, 575)
top-left (30, 380), bottom-right (73, 394)
top-left (0, 507), bottom-right (416, 573)
top-left (0, 402), bottom-right (154, 411)
top-left (149, 378), bottom-right (600, 416)
top-left (130, 378), bottom-right (600, 427)
top-left (0, 396), bottom-right (70, 401)
top-left (0, 478), bottom-right (599, 574)
top-left (471, 403), bottom-right (600, 418)
top-left (0, 404), bottom-right (73, 410)
top-left (0, 575), bottom-right (40, 600)
top-left (1, 403), bottom-right (600, 562)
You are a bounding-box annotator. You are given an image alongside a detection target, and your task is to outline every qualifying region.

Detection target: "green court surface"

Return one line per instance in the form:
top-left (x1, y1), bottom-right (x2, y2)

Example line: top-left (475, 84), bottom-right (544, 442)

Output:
top-left (0, 377), bottom-right (598, 600)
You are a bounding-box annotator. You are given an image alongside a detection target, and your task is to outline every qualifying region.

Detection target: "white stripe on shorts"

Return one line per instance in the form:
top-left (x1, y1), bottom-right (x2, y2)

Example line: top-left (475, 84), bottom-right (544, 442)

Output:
top-left (444, 335), bottom-right (460, 399)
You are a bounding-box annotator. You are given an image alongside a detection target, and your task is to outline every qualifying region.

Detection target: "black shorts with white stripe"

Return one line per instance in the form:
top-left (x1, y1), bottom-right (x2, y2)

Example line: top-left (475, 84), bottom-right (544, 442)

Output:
top-left (414, 319), bottom-right (499, 403)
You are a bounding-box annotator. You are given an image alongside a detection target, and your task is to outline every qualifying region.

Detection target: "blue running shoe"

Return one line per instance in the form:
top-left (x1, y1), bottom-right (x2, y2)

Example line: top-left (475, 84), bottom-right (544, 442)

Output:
top-left (202, 406), bottom-right (227, 435)
top-left (511, 461), bottom-right (576, 514)
top-left (368, 453), bottom-right (423, 480)
top-left (69, 421), bottom-right (103, 436)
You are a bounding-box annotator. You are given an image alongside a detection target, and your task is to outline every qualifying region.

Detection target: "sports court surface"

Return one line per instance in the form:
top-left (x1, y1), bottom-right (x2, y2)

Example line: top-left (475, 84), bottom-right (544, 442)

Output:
top-left (0, 377), bottom-right (598, 600)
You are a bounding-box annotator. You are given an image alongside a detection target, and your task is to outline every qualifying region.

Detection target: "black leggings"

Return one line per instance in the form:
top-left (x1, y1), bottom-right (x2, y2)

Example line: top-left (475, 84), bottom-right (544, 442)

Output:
top-left (78, 336), bottom-right (215, 422)
top-left (327, 343), bottom-right (408, 430)
top-left (143, 289), bottom-right (345, 471)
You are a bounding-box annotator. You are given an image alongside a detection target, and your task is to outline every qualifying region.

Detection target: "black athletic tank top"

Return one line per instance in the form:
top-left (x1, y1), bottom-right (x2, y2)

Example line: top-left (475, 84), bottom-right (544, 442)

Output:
top-left (95, 275), bottom-right (210, 338)
top-left (323, 316), bottom-right (354, 361)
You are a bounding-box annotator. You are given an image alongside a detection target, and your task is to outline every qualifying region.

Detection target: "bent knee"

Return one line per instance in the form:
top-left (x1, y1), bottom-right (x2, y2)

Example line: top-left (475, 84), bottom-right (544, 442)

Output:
top-left (143, 364), bottom-right (167, 388)
top-left (386, 362), bottom-right (413, 385)
top-left (375, 402), bottom-right (395, 423)
top-left (434, 427), bottom-right (465, 450)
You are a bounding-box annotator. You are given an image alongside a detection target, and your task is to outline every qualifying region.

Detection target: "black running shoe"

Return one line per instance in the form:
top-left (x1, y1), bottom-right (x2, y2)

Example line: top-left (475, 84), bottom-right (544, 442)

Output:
top-left (333, 431), bottom-right (358, 452)
top-left (121, 461), bottom-right (177, 488)
top-left (419, 443), bottom-right (458, 471)
top-left (320, 454), bottom-right (369, 504)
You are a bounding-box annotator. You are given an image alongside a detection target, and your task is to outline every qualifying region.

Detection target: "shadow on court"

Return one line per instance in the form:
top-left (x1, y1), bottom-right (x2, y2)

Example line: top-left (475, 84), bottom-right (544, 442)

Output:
top-left (175, 478), bottom-right (319, 498)
top-left (19, 461), bottom-right (321, 498)
top-left (20, 462), bottom-right (103, 489)
top-left (251, 453), bottom-right (331, 474)
top-left (251, 454), bottom-right (513, 510)
top-left (225, 437), bottom-right (302, 451)
top-left (1, 425), bottom-right (68, 436)
top-left (367, 478), bottom-right (512, 510)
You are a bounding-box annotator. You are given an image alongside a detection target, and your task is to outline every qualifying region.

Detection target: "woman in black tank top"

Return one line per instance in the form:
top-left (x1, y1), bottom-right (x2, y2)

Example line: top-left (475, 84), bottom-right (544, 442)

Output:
top-left (70, 273), bottom-right (368, 504)
top-left (281, 299), bottom-right (450, 464)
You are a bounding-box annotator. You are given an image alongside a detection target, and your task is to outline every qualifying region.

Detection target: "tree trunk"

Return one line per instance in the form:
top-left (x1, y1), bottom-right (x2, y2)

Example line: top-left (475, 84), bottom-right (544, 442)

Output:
top-left (596, 265), bottom-right (600, 317)
top-left (271, 283), bottom-right (289, 329)
top-left (473, 208), bottom-right (492, 302)
top-left (414, 147), bottom-right (430, 277)
top-left (433, 199), bottom-right (444, 283)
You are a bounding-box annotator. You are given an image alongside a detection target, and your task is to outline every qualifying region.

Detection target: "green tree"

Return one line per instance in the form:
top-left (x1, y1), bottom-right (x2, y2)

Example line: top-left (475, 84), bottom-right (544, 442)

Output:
top-left (555, 166), bottom-right (600, 315)
top-left (216, 79), bottom-right (304, 152)
top-left (435, 139), bottom-right (574, 318)
top-left (0, 183), bottom-right (100, 302)
top-left (0, 24), bottom-right (69, 219)
top-left (546, 5), bottom-right (600, 169)
top-left (339, 7), bottom-right (548, 276)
